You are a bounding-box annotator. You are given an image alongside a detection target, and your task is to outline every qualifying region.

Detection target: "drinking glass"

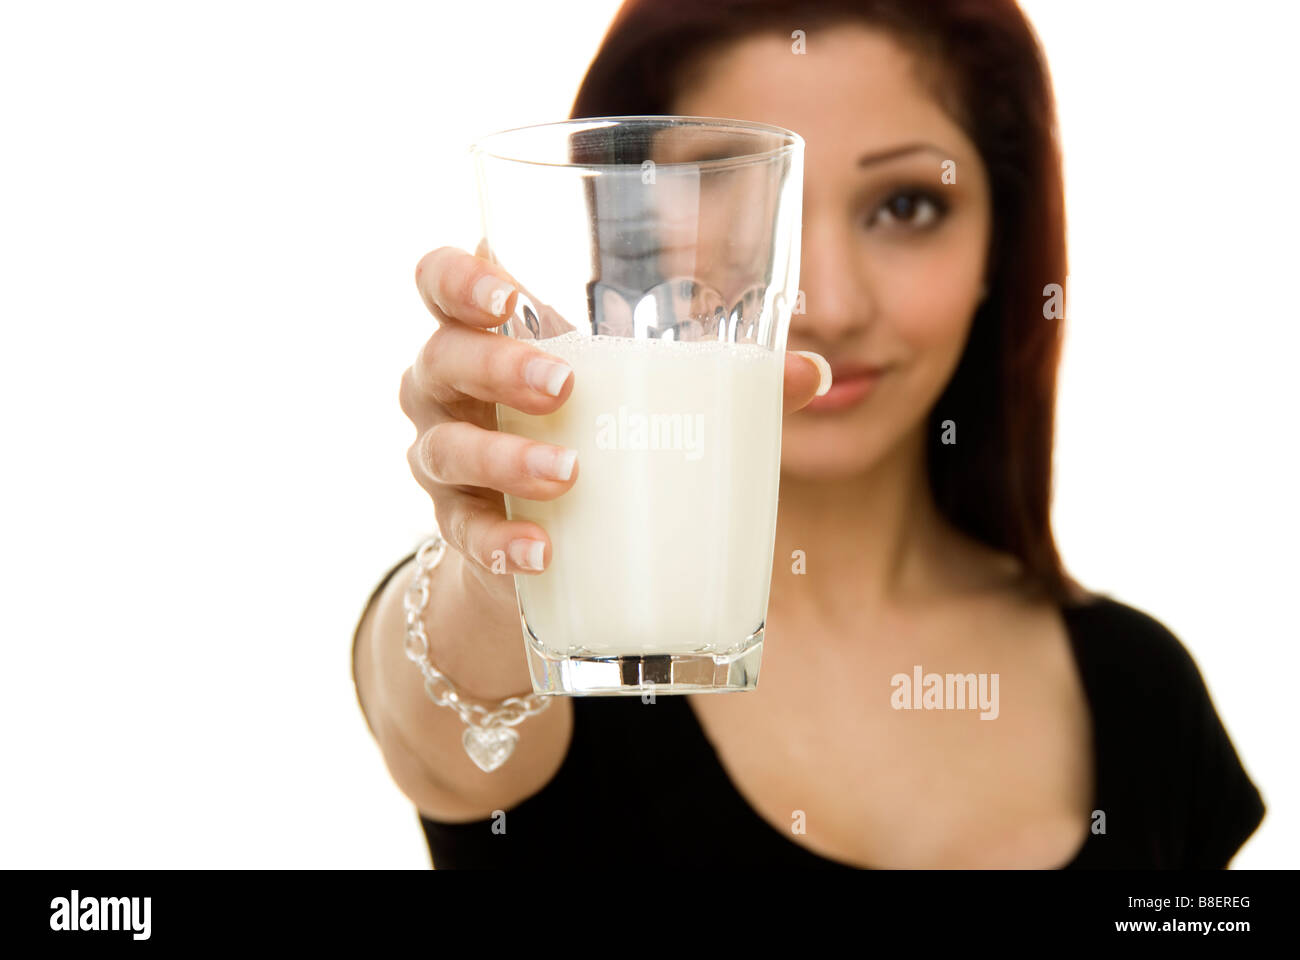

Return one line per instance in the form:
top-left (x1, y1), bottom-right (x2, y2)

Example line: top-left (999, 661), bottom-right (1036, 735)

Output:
top-left (470, 116), bottom-right (803, 696)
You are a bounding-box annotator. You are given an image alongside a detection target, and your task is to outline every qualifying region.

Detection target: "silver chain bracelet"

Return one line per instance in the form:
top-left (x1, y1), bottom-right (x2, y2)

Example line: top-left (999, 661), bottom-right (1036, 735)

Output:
top-left (402, 533), bottom-right (551, 772)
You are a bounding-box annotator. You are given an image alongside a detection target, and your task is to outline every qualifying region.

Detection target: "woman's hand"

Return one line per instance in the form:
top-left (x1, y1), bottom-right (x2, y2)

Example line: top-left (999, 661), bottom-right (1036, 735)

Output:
top-left (402, 244), bottom-right (829, 600)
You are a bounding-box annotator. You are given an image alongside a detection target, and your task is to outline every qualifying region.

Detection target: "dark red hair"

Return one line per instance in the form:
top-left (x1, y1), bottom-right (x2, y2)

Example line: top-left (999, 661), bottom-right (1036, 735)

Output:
top-left (571, 0), bottom-right (1084, 604)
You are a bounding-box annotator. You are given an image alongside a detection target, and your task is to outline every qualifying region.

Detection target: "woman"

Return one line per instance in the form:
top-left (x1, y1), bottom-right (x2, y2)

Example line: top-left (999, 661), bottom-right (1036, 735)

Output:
top-left (353, 0), bottom-right (1266, 868)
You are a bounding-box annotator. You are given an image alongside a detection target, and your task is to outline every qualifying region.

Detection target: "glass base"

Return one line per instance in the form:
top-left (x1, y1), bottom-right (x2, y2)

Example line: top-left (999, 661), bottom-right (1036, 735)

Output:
top-left (524, 629), bottom-right (764, 696)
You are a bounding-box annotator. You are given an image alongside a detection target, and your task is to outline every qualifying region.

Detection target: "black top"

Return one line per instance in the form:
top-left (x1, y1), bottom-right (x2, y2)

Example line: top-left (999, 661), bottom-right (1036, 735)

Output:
top-left (357, 562), bottom-right (1266, 869)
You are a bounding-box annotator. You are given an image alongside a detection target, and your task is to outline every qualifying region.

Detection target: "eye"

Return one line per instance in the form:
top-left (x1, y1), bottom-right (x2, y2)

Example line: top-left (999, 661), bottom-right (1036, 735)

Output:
top-left (866, 190), bottom-right (947, 230)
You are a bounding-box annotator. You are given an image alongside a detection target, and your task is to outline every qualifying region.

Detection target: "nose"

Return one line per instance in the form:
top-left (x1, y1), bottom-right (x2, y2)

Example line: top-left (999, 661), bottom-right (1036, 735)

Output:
top-left (792, 212), bottom-right (874, 345)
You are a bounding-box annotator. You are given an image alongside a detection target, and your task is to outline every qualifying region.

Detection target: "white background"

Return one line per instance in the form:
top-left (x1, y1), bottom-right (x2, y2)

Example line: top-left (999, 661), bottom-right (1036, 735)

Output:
top-left (0, 0), bottom-right (1294, 868)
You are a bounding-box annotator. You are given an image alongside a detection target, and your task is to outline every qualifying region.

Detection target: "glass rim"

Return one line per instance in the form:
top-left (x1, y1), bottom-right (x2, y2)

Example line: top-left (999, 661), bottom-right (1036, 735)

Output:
top-left (468, 114), bottom-right (803, 172)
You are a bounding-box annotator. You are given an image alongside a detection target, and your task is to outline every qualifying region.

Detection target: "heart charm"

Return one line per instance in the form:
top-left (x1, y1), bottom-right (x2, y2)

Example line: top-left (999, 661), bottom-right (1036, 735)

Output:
top-left (462, 724), bottom-right (519, 772)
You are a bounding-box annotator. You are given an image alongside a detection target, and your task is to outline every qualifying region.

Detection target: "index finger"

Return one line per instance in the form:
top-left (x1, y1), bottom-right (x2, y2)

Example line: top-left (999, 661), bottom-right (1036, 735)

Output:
top-left (415, 246), bottom-right (520, 328)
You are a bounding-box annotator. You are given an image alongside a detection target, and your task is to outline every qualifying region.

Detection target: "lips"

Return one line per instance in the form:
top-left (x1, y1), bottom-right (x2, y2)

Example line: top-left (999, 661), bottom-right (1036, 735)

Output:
top-left (829, 362), bottom-right (886, 382)
top-left (803, 361), bottom-right (889, 413)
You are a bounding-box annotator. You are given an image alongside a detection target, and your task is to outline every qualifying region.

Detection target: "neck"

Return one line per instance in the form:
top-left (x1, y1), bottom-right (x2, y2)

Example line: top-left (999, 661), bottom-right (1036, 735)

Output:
top-left (772, 426), bottom-right (945, 621)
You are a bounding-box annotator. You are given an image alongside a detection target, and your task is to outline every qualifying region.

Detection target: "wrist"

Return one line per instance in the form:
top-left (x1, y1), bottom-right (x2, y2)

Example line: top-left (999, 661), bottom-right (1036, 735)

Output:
top-left (420, 546), bottom-right (536, 703)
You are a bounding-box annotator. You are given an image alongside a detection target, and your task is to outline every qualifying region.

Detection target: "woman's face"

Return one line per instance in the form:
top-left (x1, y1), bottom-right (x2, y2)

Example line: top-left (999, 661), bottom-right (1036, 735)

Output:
top-left (671, 23), bottom-right (992, 479)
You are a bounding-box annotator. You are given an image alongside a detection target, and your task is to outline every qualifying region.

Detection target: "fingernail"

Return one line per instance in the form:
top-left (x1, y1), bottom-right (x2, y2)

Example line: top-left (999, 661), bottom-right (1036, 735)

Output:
top-left (792, 350), bottom-right (833, 396)
top-left (524, 356), bottom-right (573, 397)
top-left (508, 538), bottom-right (546, 571)
top-left (472, 275), bottom-right (516, 317)
top-left (525, 445), bottom-right (577, 482)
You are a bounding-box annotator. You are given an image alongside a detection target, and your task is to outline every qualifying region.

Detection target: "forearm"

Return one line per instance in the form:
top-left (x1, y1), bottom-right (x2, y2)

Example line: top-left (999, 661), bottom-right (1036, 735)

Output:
top-left (352, 549), bottom-right (416, 744)
top-left (352, 547), bottom-right (570, 817)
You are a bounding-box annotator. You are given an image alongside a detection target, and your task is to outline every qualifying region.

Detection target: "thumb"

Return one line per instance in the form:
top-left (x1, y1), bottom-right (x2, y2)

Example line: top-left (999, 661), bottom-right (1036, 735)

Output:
top-left (783, 350), bottom-right (832, 412)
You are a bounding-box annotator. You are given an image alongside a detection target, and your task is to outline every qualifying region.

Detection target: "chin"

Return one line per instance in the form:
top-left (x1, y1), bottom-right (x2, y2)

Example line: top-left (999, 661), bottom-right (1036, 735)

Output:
top-left (779, 419), bottom-right (897, 480)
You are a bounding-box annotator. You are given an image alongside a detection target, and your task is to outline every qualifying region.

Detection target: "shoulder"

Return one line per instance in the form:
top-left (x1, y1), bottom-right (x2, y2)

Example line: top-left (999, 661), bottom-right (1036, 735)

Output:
top-left (1060, 592), bottom-right (1203, 702)
top-left (1060, 593), bottom-right (1233, 776)
top-left (1064, 593), bottom-right (1266, 866)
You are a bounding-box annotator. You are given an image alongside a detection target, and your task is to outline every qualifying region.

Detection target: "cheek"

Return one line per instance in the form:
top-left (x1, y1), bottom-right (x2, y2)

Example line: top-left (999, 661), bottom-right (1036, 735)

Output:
top-left (892, 278), bottom-right (974, 364)
top-left (874, 230), bottom-right (984, 373)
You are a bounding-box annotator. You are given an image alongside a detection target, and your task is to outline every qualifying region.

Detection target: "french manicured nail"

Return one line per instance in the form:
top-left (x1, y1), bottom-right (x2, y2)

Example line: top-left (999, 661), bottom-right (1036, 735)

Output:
top-left (471, 275), bottom-right (516, 317)
top-left (508, 538), bottom-right (546, 571)
top-left (793, 350), bottom-right (833, 396)
top-left (524, 356), bottom-right (573, 396)
top-left (524, 444), bottom-right (577, 482)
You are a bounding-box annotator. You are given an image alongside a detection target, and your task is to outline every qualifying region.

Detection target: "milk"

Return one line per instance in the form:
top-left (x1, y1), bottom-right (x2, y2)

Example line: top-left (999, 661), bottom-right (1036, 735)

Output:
top-left (496, 332), bottom-right (784, 658)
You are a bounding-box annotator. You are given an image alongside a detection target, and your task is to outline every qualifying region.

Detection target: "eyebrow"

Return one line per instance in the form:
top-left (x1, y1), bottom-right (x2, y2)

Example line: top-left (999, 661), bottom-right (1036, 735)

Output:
top-left (857, 143), bottom-right (950, 167)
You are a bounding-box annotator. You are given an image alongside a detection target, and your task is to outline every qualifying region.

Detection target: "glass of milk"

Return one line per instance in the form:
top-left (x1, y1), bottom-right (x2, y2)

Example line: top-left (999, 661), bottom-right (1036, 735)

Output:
top-left (471, 117), bottom-right (803, 696)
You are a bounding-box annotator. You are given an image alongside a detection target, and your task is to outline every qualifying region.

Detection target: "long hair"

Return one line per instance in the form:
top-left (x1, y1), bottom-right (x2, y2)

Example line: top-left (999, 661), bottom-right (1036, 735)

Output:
top-left (571, 0), bottom-right (1084, 604)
